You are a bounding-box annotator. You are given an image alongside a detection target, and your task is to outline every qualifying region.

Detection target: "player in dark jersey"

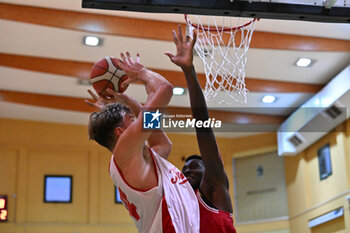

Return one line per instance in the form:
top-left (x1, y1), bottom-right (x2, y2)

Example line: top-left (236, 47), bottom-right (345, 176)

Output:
top-left (165, 25), bottom-right (237, 233)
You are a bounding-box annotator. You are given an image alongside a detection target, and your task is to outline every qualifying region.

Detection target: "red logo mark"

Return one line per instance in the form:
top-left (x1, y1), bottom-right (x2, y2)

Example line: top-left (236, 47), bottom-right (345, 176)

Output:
top-left (170, 168), bottom-right (188, 185)
top-left (118, 188), bottom-right (140, 221)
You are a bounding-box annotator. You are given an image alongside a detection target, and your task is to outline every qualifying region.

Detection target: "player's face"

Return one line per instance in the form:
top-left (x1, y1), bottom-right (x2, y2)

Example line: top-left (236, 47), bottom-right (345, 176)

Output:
top-left (182, 159), bottom-right (205, 190)
top-left (114, 111), bottom-right (136, 139)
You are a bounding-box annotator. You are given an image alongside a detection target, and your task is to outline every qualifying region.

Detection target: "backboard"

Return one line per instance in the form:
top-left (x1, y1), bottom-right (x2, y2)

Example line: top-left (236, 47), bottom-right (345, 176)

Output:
top-left (82, 0), bottom-right (350, 23)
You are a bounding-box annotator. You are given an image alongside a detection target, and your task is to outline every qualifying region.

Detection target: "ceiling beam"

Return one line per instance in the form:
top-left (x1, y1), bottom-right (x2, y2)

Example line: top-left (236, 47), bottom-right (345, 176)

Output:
top-left (0, 53), bottom-right (323, 93)
top-left (0, 89), bottom-right (286, 125)
top-left (0, 3), bottom-right (349, 52)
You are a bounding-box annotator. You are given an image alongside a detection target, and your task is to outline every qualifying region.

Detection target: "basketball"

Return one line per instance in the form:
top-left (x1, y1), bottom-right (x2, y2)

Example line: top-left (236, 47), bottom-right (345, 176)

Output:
top-left (90, 56), bottom-right (129, 97)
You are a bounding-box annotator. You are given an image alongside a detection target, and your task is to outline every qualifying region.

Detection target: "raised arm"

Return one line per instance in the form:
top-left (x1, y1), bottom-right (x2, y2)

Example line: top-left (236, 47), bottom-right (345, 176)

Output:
top-left (86, 88), bottom-right (172, 159)
top-left (113, 52), bottom-right (173, 167)
top-left (165, 26), bottom-right (232, 212)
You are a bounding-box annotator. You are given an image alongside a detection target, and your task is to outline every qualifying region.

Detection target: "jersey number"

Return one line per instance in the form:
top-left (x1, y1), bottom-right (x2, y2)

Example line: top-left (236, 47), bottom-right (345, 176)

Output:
top-left (118, 188), bottom-right (140, 221)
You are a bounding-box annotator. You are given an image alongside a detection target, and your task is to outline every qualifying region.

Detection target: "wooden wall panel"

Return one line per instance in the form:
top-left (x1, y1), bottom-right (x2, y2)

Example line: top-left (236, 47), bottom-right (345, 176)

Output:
top-left (0, 53), bottom-right (324, 93)
top-left (0, 89), bottom-right (286, 125)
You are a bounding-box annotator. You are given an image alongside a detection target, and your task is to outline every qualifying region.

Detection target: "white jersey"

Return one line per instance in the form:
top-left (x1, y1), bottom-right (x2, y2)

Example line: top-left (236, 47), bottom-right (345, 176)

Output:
top-left (109, 147), bottom-right (199, 233)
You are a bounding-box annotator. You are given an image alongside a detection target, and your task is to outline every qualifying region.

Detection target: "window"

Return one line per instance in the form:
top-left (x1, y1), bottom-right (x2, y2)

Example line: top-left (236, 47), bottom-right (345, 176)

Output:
top-left (44, 175), bottom-right (72, 203)
top-left (318, 143), bottom-right (332, 181)
top-left (233, 151), bottom-right (289, 222)
top-left (115, 186), bottom-right (122, 204)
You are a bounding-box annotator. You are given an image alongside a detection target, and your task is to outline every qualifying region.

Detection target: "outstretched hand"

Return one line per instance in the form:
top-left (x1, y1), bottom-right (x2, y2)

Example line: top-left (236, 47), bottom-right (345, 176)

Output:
top-left (84, 88), bottom-right (131, 109)
top-left (85, 88), bottom-right (142, 115)
top-left (165, 25), bottom-right (197, 69)
top-left (116, 52), bottom-right (145, 88)
top-left (85, 89), bottom-right (111, 111)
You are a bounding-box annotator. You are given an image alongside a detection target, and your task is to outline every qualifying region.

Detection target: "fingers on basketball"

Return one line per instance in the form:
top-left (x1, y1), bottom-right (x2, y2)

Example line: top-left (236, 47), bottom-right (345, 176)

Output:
top-left (90, 56), bottom-right (129, 97)
top-left (119, 75), bottom-right (129, 91)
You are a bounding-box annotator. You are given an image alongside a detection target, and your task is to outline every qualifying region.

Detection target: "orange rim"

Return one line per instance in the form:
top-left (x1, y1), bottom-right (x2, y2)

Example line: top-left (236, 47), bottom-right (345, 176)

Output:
top-left (184, 14), bottom-right (259, 32)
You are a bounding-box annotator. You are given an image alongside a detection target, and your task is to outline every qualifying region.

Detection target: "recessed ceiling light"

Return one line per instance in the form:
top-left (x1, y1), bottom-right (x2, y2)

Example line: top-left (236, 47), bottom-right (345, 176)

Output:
top-left (77, 79), bottom-right (91, 86)
top-left (83, 36), bottom-right (103, 46)
top-left (261, 95), bottom-right (277, 104)
top-left (295, 58), bottom-right (313, 67)
top-left (173, 87), bottom-right (185, 95)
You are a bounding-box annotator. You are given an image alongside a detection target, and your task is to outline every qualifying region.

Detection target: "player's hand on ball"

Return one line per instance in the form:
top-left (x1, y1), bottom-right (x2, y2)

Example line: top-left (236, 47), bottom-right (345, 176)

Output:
top-left (116, 52), bottom-right (145, 88)
top-left (90, 56), bottom-right (129, 97)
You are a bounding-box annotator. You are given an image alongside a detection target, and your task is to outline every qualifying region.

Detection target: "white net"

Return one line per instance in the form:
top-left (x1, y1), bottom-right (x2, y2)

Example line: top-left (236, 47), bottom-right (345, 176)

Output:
top-left (185, 15), bottom-right (258, 104)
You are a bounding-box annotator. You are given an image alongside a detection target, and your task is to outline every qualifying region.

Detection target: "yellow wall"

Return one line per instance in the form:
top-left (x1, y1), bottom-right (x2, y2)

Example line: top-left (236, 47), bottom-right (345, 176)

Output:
top-left (4, 116), bottom-right (348, 233)
top-left (284, 119), bottom-right (350, 233)
top-left (0, 117), bottom-right (287, 233)
top-left (232, 146), bottom-right (290, 233)
top-left (0, 118), bottom-right (135, 233)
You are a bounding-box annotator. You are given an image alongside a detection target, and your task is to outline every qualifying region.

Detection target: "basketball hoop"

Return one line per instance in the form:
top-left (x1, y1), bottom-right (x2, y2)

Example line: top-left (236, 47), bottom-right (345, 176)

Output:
top-left (185, 15), bottom-right (259, 104)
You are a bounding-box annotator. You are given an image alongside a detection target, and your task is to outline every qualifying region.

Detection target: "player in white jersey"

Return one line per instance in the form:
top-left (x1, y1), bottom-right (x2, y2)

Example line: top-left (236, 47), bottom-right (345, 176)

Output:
top-left (86, 52), bottom-right (199, 233)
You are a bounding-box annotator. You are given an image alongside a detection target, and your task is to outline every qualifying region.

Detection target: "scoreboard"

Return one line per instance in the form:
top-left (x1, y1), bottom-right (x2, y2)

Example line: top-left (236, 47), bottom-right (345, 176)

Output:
top-left (0, 195), bottom-right (7, 222)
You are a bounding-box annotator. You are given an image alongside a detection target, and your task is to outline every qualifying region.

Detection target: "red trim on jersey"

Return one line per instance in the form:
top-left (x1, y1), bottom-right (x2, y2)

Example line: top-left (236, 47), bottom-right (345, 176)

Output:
top-left (196, 190), bottom-right (236, 233)
top-left (111, 147), bottom-right (158, 192)
top-left (196, 190), bottom-right (233, 217)
top-left (196, 191), bottom-right (219, 214)
top-left (161, 196), bottom-right (176, 233)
